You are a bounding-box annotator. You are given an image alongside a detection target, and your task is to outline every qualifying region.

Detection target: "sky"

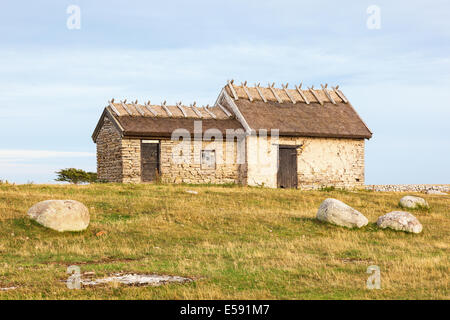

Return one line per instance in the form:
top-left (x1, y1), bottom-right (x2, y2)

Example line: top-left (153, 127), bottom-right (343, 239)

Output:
top-left (0, 0), bottom-right (449, 184)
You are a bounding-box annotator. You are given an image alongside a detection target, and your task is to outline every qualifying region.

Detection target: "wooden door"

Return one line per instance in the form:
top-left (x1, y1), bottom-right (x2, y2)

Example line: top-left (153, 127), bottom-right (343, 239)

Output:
top-left (277, 146), bottom-right (298, 188)
top-left (141, 141), bottom-right (160, 182)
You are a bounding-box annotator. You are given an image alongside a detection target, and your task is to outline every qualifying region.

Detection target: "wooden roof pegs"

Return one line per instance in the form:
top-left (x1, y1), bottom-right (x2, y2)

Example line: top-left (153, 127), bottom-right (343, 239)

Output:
top-left (203, 105), bottom-right (216, 119)
top-left (295, 83), bottom-right (310, 104)
top-left (309, 86), bottom-right (323, 105)
top-left (255, 83), bottom-right (267, 102)
top-left (132, 101), bottom-right (146, 116)
top-left (160, 100), bottom-right (172, 117)
top-left (332, 85), bottom-right (348, 103)
top-left (176, 101), bottom-right (187, 117)
top-left (121, 100), bottom-right (133, 115)
top-left (282, 83), bottom-right (296, 104)
top-left (144, 101), bottom-right (157, 116)
top-left (242, 81), bottom-right (253, 102)
top-left (190, 102), bottom-right (203, 118)
top-left (321, 84), bottom-right (336, 104)
top-left (108, 100), bottom-right (120, 116)
top-left (227, 80), bottom-right (238, 100)
top-left (268, 82), bottom-right (282, 103)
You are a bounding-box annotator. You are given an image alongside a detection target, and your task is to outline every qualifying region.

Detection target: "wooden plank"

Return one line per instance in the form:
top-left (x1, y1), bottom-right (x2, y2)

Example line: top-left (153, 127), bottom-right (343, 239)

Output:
top-left (295, 85), bottom-right (310, 104)
top-left (227, 80), bottom-right (238, 100)
top-left (161, 102), bottom-right (173, 117)
top-left (134, 104), bottom-right (146, 116)
top-left (282, 85), bottom-right (296, 104)
top-left (121, 102), bottom-right (133, 115)
top-left (108, 102), bottom-right (120, 116)
top-left (203, 105), bottom-right (216, 119)
top-left (321, 85), bottom-right (336, 104)
top-left (255, 84), bottom-right (267, 102)
top-left (217, 103), bottom-right (232, 117)
top-left (334, 88), bottom-right (348, 103)
top-left (177, 103), bottom-right (187, 117)
top-left (242, 85), bottom-right (253, 102)
top-left (309, 88), bottom-right (323, 105)
top-left (144, 103), bottom-right (158, 116)
top-left (324, 89), bottom-right (336, 104)
top-left (269, 85), bottom-right (283, 103)
top-left (191, 105), bottom-right (203, 118)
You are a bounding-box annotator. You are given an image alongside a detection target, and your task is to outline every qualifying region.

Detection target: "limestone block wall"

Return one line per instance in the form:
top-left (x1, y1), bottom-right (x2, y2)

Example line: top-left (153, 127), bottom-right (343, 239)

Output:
top-left (159, 139), bottom-right (243, 184)
top-left (96, 120), bottom-right (365, 188)
top-left (245, 136), bottom-right (365, 189)
top-left (246, 135), bottom-right (278, 187)
top-left (96, 118), bottom-right (123, 182)
top-left (294, 137), bottom-right (365, 189)
top-left (121, 139), bottom-right (141, 183)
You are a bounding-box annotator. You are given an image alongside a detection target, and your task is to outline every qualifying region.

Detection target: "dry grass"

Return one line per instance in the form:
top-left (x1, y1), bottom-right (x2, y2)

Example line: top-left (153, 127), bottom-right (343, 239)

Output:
top-left (0, 183), bottom-right (448, 299)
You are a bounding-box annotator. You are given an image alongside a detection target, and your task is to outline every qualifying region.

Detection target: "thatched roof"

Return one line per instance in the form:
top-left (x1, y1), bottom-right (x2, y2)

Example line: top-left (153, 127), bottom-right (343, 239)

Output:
top-left (92, 82), bottom-right (372, 142)
top-left (223, 82), bottom-right (372, 139)
top-left (92, 102), bottom-right (243, 142)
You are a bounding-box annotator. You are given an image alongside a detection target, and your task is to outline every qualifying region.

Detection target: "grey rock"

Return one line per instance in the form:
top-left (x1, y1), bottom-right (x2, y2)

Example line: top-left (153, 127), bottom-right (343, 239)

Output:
top-left (27, 200), bottom-right (90, 232)
top-left (377, 211), bottom-right (422, 233)
top-left (425, 190), bottom-right (447, 195)
top-left (399, 196), bottom-right (429, 209)
top-left (316, 198), bottom-right (368, 228)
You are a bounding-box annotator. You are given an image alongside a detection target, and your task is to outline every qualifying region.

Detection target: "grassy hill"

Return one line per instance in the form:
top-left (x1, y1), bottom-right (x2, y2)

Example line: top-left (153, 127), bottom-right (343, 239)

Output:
top-left (0, 183), bottom-right (448, 299)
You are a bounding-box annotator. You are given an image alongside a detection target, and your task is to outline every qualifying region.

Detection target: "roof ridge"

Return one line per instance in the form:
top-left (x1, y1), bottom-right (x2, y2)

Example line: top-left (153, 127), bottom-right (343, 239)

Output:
top-left (224, 80), bottom-right (348, 105)
top-left (106, 99), bottom-right (234, 120)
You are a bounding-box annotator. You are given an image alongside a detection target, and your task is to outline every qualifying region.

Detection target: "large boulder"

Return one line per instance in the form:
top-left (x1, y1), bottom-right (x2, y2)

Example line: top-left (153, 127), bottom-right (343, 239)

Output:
top-left (316, 198), bottom-right (368, 228)
top-left (399, 196), bottom-right (429, 209)
top-left (27, 200), bottom-right (90, 232)
top-left (377, 211), bottom-right (422, 233)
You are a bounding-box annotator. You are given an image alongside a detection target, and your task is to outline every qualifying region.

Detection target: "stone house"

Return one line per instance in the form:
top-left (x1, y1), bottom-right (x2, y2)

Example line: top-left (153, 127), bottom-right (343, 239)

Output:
top-left (92, 81), bottom-right (372, 188)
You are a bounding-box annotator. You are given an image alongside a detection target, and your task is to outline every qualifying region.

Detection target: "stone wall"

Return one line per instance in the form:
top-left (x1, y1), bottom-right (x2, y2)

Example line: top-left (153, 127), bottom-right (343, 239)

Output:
top-left (96, 117), bottom-right (123, 182)
top-left (159, 139), bottom-right (243, 184)
top-left (96, 119), bottom-right (365, 188)
top-left (365, 184), bottom-right (450, 192)
top-left (245, 136), bottom-right (365, 189)
top-left (99, 136), bottom-right (244, 184)
top-left (122, 139), bottom-right (141, 183)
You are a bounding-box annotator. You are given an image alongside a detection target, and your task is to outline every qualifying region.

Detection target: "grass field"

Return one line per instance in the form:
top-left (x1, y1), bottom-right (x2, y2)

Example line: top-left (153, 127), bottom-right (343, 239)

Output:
top-left (0, 183), bottom-right (448, 299)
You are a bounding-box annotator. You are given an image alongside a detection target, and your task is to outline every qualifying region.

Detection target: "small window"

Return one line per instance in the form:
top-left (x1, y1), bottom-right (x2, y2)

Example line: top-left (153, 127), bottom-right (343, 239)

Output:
top-left (201, 150), bottom-right (216, 169)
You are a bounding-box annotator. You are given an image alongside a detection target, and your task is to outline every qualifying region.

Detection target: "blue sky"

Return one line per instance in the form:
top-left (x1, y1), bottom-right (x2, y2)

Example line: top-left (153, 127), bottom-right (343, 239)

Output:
top-left (0, 0), bottom-right (449, 184)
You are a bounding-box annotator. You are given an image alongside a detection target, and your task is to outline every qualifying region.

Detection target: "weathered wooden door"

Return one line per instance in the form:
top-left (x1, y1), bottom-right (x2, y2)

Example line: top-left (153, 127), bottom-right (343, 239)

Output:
top-left (141, 141), bottom-right (160, 182)
top-left (277, 145), bottom-right (298, 188)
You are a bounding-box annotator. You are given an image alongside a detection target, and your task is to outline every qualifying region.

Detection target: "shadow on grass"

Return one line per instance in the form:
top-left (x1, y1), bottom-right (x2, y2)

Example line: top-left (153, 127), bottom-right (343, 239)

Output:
top-left (289, 217), bottom-right (383, 233)
top-left (10, 217), bottom-right (90, 237)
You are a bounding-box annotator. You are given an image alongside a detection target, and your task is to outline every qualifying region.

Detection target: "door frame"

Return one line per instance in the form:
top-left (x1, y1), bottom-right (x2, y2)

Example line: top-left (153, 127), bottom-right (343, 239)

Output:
top-left (140, 139), bottom-right (161, 182)
top-left (277, 144), bottom-right (298, 188)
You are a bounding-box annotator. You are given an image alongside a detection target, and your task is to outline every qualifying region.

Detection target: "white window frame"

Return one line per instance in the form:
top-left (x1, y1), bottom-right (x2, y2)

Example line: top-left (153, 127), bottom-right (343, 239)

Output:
top-left (201, 150), bottom-right (216, 170)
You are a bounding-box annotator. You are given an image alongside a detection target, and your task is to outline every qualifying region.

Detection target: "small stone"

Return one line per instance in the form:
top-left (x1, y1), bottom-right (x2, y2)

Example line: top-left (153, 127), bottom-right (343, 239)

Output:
top-left (316, 198), bottom-right (368, 228)
top-left (399, 196), bottom-right (429, 209)
top-left (377, 211), bottom-right (423, 233)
